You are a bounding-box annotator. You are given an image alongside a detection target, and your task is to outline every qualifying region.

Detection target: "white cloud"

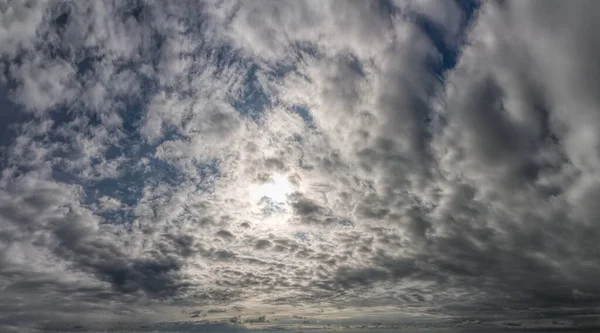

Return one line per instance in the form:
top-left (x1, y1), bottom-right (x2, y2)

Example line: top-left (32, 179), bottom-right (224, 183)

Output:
top-left (9, 55), bottom-right (79, 113)
top-left (0, 0), bottom-right (48, 58)
top-left (98, 195), bottom-right (121, 211)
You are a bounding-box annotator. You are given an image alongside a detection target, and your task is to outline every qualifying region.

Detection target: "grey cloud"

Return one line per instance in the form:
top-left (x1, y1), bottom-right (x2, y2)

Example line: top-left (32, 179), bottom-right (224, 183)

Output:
top-left (216, 229), bottom-right (235, 239)
top-left (290, 194), bottom-right (323, 216)
top-left (254, 239), bottom-right (272, 250)
top-left (243, 315), bottom-right (267, 324)
top-left (207, 307), bottom-right (227, 313)
top-left (335, 266), bottom-right (389, 288)
top-left (2, 178), bottom-right (186, 297)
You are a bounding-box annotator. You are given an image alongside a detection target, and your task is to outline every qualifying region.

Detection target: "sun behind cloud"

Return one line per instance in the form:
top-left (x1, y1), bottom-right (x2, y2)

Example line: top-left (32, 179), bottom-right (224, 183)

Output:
top-left (251, 174), bottom-right (292, 205)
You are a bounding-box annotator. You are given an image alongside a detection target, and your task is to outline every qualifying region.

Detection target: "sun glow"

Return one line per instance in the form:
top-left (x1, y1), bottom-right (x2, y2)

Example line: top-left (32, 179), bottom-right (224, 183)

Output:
top-left (252, 174), bottom-right (292, 204)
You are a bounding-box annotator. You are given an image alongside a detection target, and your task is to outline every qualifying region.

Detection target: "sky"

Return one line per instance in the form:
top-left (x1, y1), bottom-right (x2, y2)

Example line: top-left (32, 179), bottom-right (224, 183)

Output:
top-left (2, 0), bottom-right (600, 332)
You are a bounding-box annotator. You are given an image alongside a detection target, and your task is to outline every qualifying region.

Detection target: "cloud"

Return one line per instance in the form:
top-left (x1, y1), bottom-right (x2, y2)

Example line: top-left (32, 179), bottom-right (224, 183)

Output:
top-left (3, 0), bottom-right (600, 332)
top-left (98, 195), bottom-right (121, 211)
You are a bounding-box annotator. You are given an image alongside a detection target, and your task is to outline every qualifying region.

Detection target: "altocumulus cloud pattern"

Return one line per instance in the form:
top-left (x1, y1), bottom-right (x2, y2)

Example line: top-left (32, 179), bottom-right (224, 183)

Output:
top-left (2, 1), bottom-right (600, 332)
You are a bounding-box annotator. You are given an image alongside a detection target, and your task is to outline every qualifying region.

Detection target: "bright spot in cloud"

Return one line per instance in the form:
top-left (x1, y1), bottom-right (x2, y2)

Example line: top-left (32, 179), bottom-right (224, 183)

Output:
top-left (252, 174), bottom-right (292, 204)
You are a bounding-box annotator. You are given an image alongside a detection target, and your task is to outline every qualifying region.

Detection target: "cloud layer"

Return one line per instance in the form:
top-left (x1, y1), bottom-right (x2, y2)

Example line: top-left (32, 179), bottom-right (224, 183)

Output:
top-left (2, 0), bottom-right (600, 332)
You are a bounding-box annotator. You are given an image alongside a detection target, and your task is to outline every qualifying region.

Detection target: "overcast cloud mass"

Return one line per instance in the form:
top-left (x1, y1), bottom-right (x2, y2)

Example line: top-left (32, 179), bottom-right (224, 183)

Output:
top-left (3, 0), bottom-right (600, 332)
